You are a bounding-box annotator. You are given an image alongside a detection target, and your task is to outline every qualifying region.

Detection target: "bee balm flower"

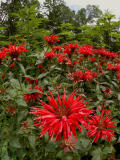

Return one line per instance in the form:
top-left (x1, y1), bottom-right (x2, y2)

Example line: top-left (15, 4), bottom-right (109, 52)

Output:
top-left (31, 90), bottom-right (90, 142)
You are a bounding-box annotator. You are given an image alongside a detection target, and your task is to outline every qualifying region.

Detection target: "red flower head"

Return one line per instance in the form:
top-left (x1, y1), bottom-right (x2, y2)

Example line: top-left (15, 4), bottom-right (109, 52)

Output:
top-left (60, 139), bottom-right (76, 153)
top-left (44, 34), bottom-right (59, 46)
top-left (89, 57), bottom-right (96, 64)
top-left (68, 70), bottom-right (97, 83)
top-left (1, 73), bottom-right (6, 80)
top-left (9, 63), bottom-right (15, 69)
top-left (4, 106), bottom-right (16, 115)
top-left (102, 87), bottom-right (112, 97)
top-left (78, 45), bottom-right (93, 57)
top-left (57, 53), bottom-right (69, 64)
top-left (84, 70), bottom-right (97, 81)
top-left (87, 107), bottom-right (116, 143)
top-left (6, 42), bottom-right (26, 60)
top-left (68, 70), bottom-right (84, 83)
top-left (31, 90), bottom-right (90, 142)
top-left (115, 64), bottom-right (120, 72)
top-left (52, 46), bottom-right (62, 52)
top-left (45, 51), bottom-right (55, 59)
top-left (24, 77), bottom-right (38, 85)
top-left (64, 43), bottom-right (79, 57)
top-left (24, 85), bottom-right (43, 102)
top-left (117, 73), bottom-right (120, 82)
top-left (0, 49), bottom-right (6, 64)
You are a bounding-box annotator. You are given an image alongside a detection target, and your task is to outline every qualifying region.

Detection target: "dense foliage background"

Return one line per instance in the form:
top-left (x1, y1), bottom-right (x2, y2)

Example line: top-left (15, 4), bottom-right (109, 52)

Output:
top-left (0, 0), bottom-right (120, 160)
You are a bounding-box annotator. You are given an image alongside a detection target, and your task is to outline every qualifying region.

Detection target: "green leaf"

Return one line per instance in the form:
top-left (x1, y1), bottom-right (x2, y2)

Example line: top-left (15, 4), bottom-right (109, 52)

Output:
top-left (38, 72), bottom-right (49, 79)
top-left (28, 135), bottom-right (35, 148)
top-left (9, 138), bottom-right (21, 149)
top-left (16, 98), bottom-right (27, 107)
top-left (77, 137), bottom-right (92, 153)
top-left (91, 147), bottom-right (102, 160)
top-left (18, 63), bottom-right (26, 75)
top-left (17, 111), bottom-right (28, 123)
top-left (118, 94), bottom-right (120, 100)
top-left (10, 79), bottom-right (20, 88)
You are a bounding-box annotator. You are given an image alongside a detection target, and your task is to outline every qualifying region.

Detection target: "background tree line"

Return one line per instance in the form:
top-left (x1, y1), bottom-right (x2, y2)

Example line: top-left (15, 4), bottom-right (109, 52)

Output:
top-left (0, 0), bottom-right (120, 51)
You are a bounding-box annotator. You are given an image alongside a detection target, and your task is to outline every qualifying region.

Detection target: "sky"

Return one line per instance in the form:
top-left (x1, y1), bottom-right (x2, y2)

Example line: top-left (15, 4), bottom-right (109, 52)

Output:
top-left (1, 0), bottom-right (120, 18)
top-left (66, 0), bottom-right (120, 19)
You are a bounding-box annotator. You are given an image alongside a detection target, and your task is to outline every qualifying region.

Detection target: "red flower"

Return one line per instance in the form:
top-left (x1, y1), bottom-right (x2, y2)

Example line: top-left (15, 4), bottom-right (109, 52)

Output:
top-left (6, 42), bottom-right (26, 59)
top-left (31, 90), bottom-right (90, 141)
top-left (44, 34), bottom-right (59, 46)
top-left (9, 63), bottom-right (15, 69)
top-left (106, 63), bottom-right (116, 71)
top-left (117, 73), bottom-right (120, 82)
top-left (24, 85), bottom-right (43, 102)
top-left (87, 108), bottom-right (116, 143)
top-left (89, 57), bottom-right (96, 64)
top-left (24, 77), bottom-right (38, 85)
top-left (63, 43), bottom-right (79, 56)
top-left (4, 106), bottom-right (16, 115)
top-left (21, 121), bottom-right (30, 130)
top-left (1, 73), bottom-right (6, 80)
top-left (115, 64), bottom-right (120, 72)
top-left (0, 49), bottom-right (6, 64)
top-left (68, 70), bottom-right (97, 83)
top-left (84, 70), bottom-right (97, 81)
top-left (68, 70), bottom-right (84, 83)
top-left (102, 87), bottom-right (112, 97)
top-left (45, 51), bottom-right (55, 59)
top-left (60, 139), bottom-right (76, 152)
top-left (52, 46), bottom-right (62, 52)
top-left (78, 45), bottom-right (93, 56)
top-left (94, 48), bottom-right (117, 59)
top-left (57, 53), bottom-right (69, 64)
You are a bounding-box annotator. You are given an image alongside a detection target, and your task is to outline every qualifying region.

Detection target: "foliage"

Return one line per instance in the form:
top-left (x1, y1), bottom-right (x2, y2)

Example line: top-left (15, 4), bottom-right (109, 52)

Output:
top-left (0, 33), bottom-right (120, 159)
top-left (0, 0), bottom-right (120, 159)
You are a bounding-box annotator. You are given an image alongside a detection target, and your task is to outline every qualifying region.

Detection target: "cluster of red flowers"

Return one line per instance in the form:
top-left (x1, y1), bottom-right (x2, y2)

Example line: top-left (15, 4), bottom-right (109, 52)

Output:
top-left (68, 70), bottom-right (97, 83)
top-left (24, 85), bottom-right (43, 102)
top-left (0, 42), bottom-right (26, 63)
top-left (106, 63), bottom-right (120, 82)
top-left (44, 34), bottom-right (60, 46)
top-left (31, 90), bottom-right (116, 143)
top-left (5, 42), bottom-right (26, 59)
top-left (0, 49), bottom-right (6, 64)
top-left (24, 77), bottom-right (38, 85)
top-left (78, 45), bottom-right (93, 56)
top-left (45, 51), bottom-right (55, 59)
top-left (93, 48), bottom-right (118, 59)
top-left (63, 43), bottom-right (79, 57)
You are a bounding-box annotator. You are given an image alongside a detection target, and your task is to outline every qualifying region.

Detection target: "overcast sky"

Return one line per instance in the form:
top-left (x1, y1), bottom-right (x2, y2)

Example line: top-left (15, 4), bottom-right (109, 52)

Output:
top-left (66, 0), bottom-right (120, 18)
top-left (1, 0), bottom-right (120, 18)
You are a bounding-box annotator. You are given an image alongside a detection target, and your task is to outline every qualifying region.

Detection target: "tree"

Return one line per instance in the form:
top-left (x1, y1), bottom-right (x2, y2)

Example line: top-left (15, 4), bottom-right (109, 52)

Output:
top-left (97, 12), bottom-right (120, 50)
top-left (43, 0), bottom-right (76, 31)
top-left (75, 5), bottom-right (102, 26)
